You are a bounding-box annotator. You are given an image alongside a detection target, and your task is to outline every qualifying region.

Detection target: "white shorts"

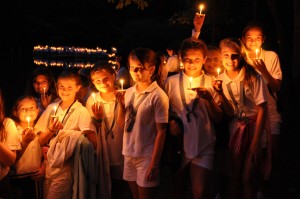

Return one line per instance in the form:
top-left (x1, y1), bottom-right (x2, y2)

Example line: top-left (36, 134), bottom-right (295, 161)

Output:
top-left (182, 152), bottom-right (215, 171)
top-left (123, 156), bottom-right (159, 188)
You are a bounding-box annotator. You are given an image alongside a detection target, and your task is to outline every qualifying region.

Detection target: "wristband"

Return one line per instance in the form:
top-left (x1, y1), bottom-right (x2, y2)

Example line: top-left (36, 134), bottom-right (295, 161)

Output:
top-left (92, 116), bottom-right (103, 123)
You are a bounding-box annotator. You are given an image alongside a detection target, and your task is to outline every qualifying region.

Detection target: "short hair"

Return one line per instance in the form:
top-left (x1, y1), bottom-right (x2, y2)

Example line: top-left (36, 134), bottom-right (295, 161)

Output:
top-left (179, 38), bottom-right (208, 59)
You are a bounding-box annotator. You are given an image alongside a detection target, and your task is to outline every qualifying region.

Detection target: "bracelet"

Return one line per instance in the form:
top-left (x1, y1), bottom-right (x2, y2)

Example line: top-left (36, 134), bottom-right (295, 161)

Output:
top-left (48, 127), bottom-right (56, 133)
top-left (92, 116), bottom-right (103, 123)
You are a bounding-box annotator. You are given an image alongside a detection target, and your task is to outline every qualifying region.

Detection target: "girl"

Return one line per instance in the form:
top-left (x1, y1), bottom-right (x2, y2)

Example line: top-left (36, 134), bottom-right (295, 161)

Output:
top-left (116, 47), bottom-right (169, 199)
top-left (217, 38), bottom-right (269, 199)
top-left (164, 38), bottom-right (223, 199)
top-left (86, 63), bottom-right (127, 199)
top-left (25, 66), bottom-right (59, 118)
top-left (10, 95), bottom-right (44, 198)
top-left (0, 89), bottom-right (21, 198)
top-left (35, 69), bottom-right (97, 199)
top-left (242, 23), bottom-right (283, 198)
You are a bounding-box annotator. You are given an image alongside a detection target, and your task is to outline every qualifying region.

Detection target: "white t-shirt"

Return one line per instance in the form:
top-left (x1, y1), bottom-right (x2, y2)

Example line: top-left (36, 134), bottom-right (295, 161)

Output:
top-left (122, 81), bottom-right (169, 158)
top-left (167, 55), bottom-right (180, 73)
top-left (164, 72), bottom-right (217, 159)
top-left (0, 118), bottom-right (21, 180)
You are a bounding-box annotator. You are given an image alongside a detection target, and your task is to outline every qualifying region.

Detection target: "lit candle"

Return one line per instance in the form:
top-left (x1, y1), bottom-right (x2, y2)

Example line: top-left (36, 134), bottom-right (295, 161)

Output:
top-left (189, 77), bottom-right (193, 89)
top-left (92, 93), bottom-right (96, 103)
top-left (217, 68), bottom-right (221, 76)
top-left (26, 116), bottom-right (30, 128)
top-left (43, 87), bottom-right (46, 96)
top-left (120, 79), bottom-right (124, 90)
top-left (180, 62), bottom-right (184, 70)
top-left (53, 105), bottom-right (57, 116)
top-left (255, 49), bottom-right (259, 59)
top-left (199, 4), bottom-right (204, 15)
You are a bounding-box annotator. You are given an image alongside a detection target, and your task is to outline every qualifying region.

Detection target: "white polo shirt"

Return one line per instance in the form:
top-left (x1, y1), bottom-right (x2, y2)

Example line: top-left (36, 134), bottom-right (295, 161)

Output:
top-left (164, 72), bottom-right (217, 159)
top-left (122, 81), bottom-right (169, 158)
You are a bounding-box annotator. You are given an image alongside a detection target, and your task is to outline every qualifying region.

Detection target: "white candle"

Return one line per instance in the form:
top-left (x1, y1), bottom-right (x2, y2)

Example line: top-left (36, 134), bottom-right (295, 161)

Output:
top-left (92, 93), bottom-right (96, 103)
top-left (217, 68), bottom-right (221, 76)
top-left (180, 62), bottom-right (184, 70)
top-left (53, 105), bottom-right (57, 116)
top-left (43, 87), bottom-right (46, 96)
top-left (189, 77), bottom-right (193, 89)
top-left (255, 49), bottom-right (259, 59)
top-left (120, 79), bottom-right (124, 90)
top-left (199, 4), bottom-right (204, 15)
top-left (26, 116), bottom-right (30, 128)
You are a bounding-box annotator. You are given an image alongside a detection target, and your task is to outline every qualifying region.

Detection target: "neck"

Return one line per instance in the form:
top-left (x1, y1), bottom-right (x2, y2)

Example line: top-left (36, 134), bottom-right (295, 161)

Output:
top-left (136, 81), bottom-right (152, 93)
top-left (60, 99), bottom-right (75, 110)
top-left (226, 70), bottom-right (240, 80)
top-left (100, 91), bottom-right (115, 101)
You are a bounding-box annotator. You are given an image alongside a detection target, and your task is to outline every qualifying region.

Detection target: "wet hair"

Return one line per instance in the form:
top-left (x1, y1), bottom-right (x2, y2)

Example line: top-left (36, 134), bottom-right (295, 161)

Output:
top-left (0, 89), bottom-right (6, 142)
top-left (242, 22), bottom-right (265, 38)
top-left (179, 38), bottom-right (208, 59)
top-left (128, 47), bottom-right (160, 82)
top-left (219, 38), bottom-right (259, 84)
top-left (57, 69), bottom-right (84, 103)
top-left (11, 95), bottom-right (38, 124)
top-left (25, 66), bottom-right (58, 100)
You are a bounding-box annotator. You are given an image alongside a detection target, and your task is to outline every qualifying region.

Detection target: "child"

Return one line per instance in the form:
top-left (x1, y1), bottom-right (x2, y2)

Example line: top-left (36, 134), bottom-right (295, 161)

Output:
top-left (164, 38), bottom-right (223, 199)
top-left (35, 69), bottom-right (97, 199)
top-left (0, 89), bottom-right (21, 198)
top-left (10, 95), bottom-right (44, 199)
top-left (85, 63), bottom-right (127, 199)
top-left (241, 23), bottom-right (283, 198)
top-left (116, 47), bottom-right (169, 199)
top-left (216, 38), bottom-right (269, 199)
top-left (25, 66), bottom-right (59, 118)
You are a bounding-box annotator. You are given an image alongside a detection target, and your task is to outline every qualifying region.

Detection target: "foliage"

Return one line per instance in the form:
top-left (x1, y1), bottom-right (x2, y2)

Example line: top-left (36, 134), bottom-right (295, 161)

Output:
top-left (108, 0), bottom-right (149, 10)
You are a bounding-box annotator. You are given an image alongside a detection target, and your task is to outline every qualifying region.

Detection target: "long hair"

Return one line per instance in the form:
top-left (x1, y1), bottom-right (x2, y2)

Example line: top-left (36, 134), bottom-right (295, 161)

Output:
top-left (0, 89), bottom-right (6, 142)
top-left (128, 47), bottom-right (160, 82)
top-left (219, 38), bottom-right (259, 84)
top-left (25, 66), bottom-right (58, 100)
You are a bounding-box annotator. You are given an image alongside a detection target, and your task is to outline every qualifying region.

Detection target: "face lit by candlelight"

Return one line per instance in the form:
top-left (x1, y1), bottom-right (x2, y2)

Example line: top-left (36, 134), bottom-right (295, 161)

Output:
top-left (91, 70), bottom-right (116, 93)
top-left (183, 49), bottom-right (206, 77)
top-left (242, 28), bottom-right (264, 53)
top-left (33, 75), bottom-right (49, 95)
top-left (57, 78), bottom-right (81, 102)
top-left (129, 56), bottom-right (154, 83)
top-left (220, 46), bottom-right (241, 72)
top-left (15, 97), bottom-right (39, 126)
top-left (203, 49), bottom-right (222, 77)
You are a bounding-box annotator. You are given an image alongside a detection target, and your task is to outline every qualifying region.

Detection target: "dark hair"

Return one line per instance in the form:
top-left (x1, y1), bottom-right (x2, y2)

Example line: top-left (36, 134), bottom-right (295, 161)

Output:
top-left (25, 66), bottom-right (58, 100)
top-left (242, 22), bottom-right (265, 38)
top-left (207, 45), bottom-right (220, 52)
top-left (0, 89), bottom-right (6, 142)
top-left (128, 47), bottom-right (160, 82)
top-left (219, 38), bottom-right (258, 84)
top-left (179, 38), bottom-right (208, 59)
top-left (57, 69), bottom-right (84, 103)
top-left (11, 95), bottom-right (38, 124)
top-left (91, 62), bottom-right (116, 78)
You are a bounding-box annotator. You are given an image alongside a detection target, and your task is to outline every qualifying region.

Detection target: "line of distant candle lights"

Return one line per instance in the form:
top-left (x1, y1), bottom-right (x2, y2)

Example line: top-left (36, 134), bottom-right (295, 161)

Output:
top-left (33, 45), bottom-right (118, 68)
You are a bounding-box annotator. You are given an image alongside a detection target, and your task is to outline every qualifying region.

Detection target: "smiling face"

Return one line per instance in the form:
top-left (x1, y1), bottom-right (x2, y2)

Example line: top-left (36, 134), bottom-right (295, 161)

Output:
top-left (220, 46), bottom-right (241, 72)
top-left (15, 97), bottom-right (39, 125)
top-left (204, 49), bottom-right (221, 76)
top-left (57, 78), bottom-right (81, 102)
top-left (33, 74), bottom-right (49, 95)
top-left (91, 70), bottom-right (116, 93)
top-left (183, 49), bottom-right (206, 77)
top-left (242, 27), bottom-right (264, 53)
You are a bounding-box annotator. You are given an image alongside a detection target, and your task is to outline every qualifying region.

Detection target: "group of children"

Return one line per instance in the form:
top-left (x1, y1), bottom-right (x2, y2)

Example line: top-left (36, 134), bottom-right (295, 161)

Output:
top-left (0, 13), bottom-right (282, 199)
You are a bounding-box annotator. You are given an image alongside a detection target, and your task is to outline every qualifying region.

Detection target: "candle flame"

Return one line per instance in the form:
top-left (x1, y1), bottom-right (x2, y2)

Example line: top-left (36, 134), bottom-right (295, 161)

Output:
top-left (199, 4), bottom-right (204, 14)
top-left (120, 79), bottom-right (124, 84)
top-left (217, 68), bottom-right (221, 76)
top-left (26, 116), bottom-right (30, 123)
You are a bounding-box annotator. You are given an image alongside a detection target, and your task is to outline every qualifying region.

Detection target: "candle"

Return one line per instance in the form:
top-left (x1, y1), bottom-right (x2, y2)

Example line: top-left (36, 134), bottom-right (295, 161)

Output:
top-left (53, 105), bottom-right (57, 116)
top-left (199, 4), bottom-right (204, 15)
top-left (255, 49), bottom-right (259, 59)
top-left (217, 68), bottom-right (221, 76)
top-left (43, 87), bottom-right (46, 96)
top-left (92, 93), bottom-right (96, 103)
top-left (26, 116), bottom-right (30, 128)
top-left (180, 62), bottom-right (184, 70)
top-left (120, 79), bottom-right (124, 90)
top-left (189, 77), bottom-right (193, 89)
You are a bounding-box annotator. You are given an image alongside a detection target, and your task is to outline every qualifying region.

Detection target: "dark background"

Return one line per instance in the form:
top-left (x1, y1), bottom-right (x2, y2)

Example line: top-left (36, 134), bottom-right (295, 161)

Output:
top-left (0, 0), bottom-right (299, 197)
